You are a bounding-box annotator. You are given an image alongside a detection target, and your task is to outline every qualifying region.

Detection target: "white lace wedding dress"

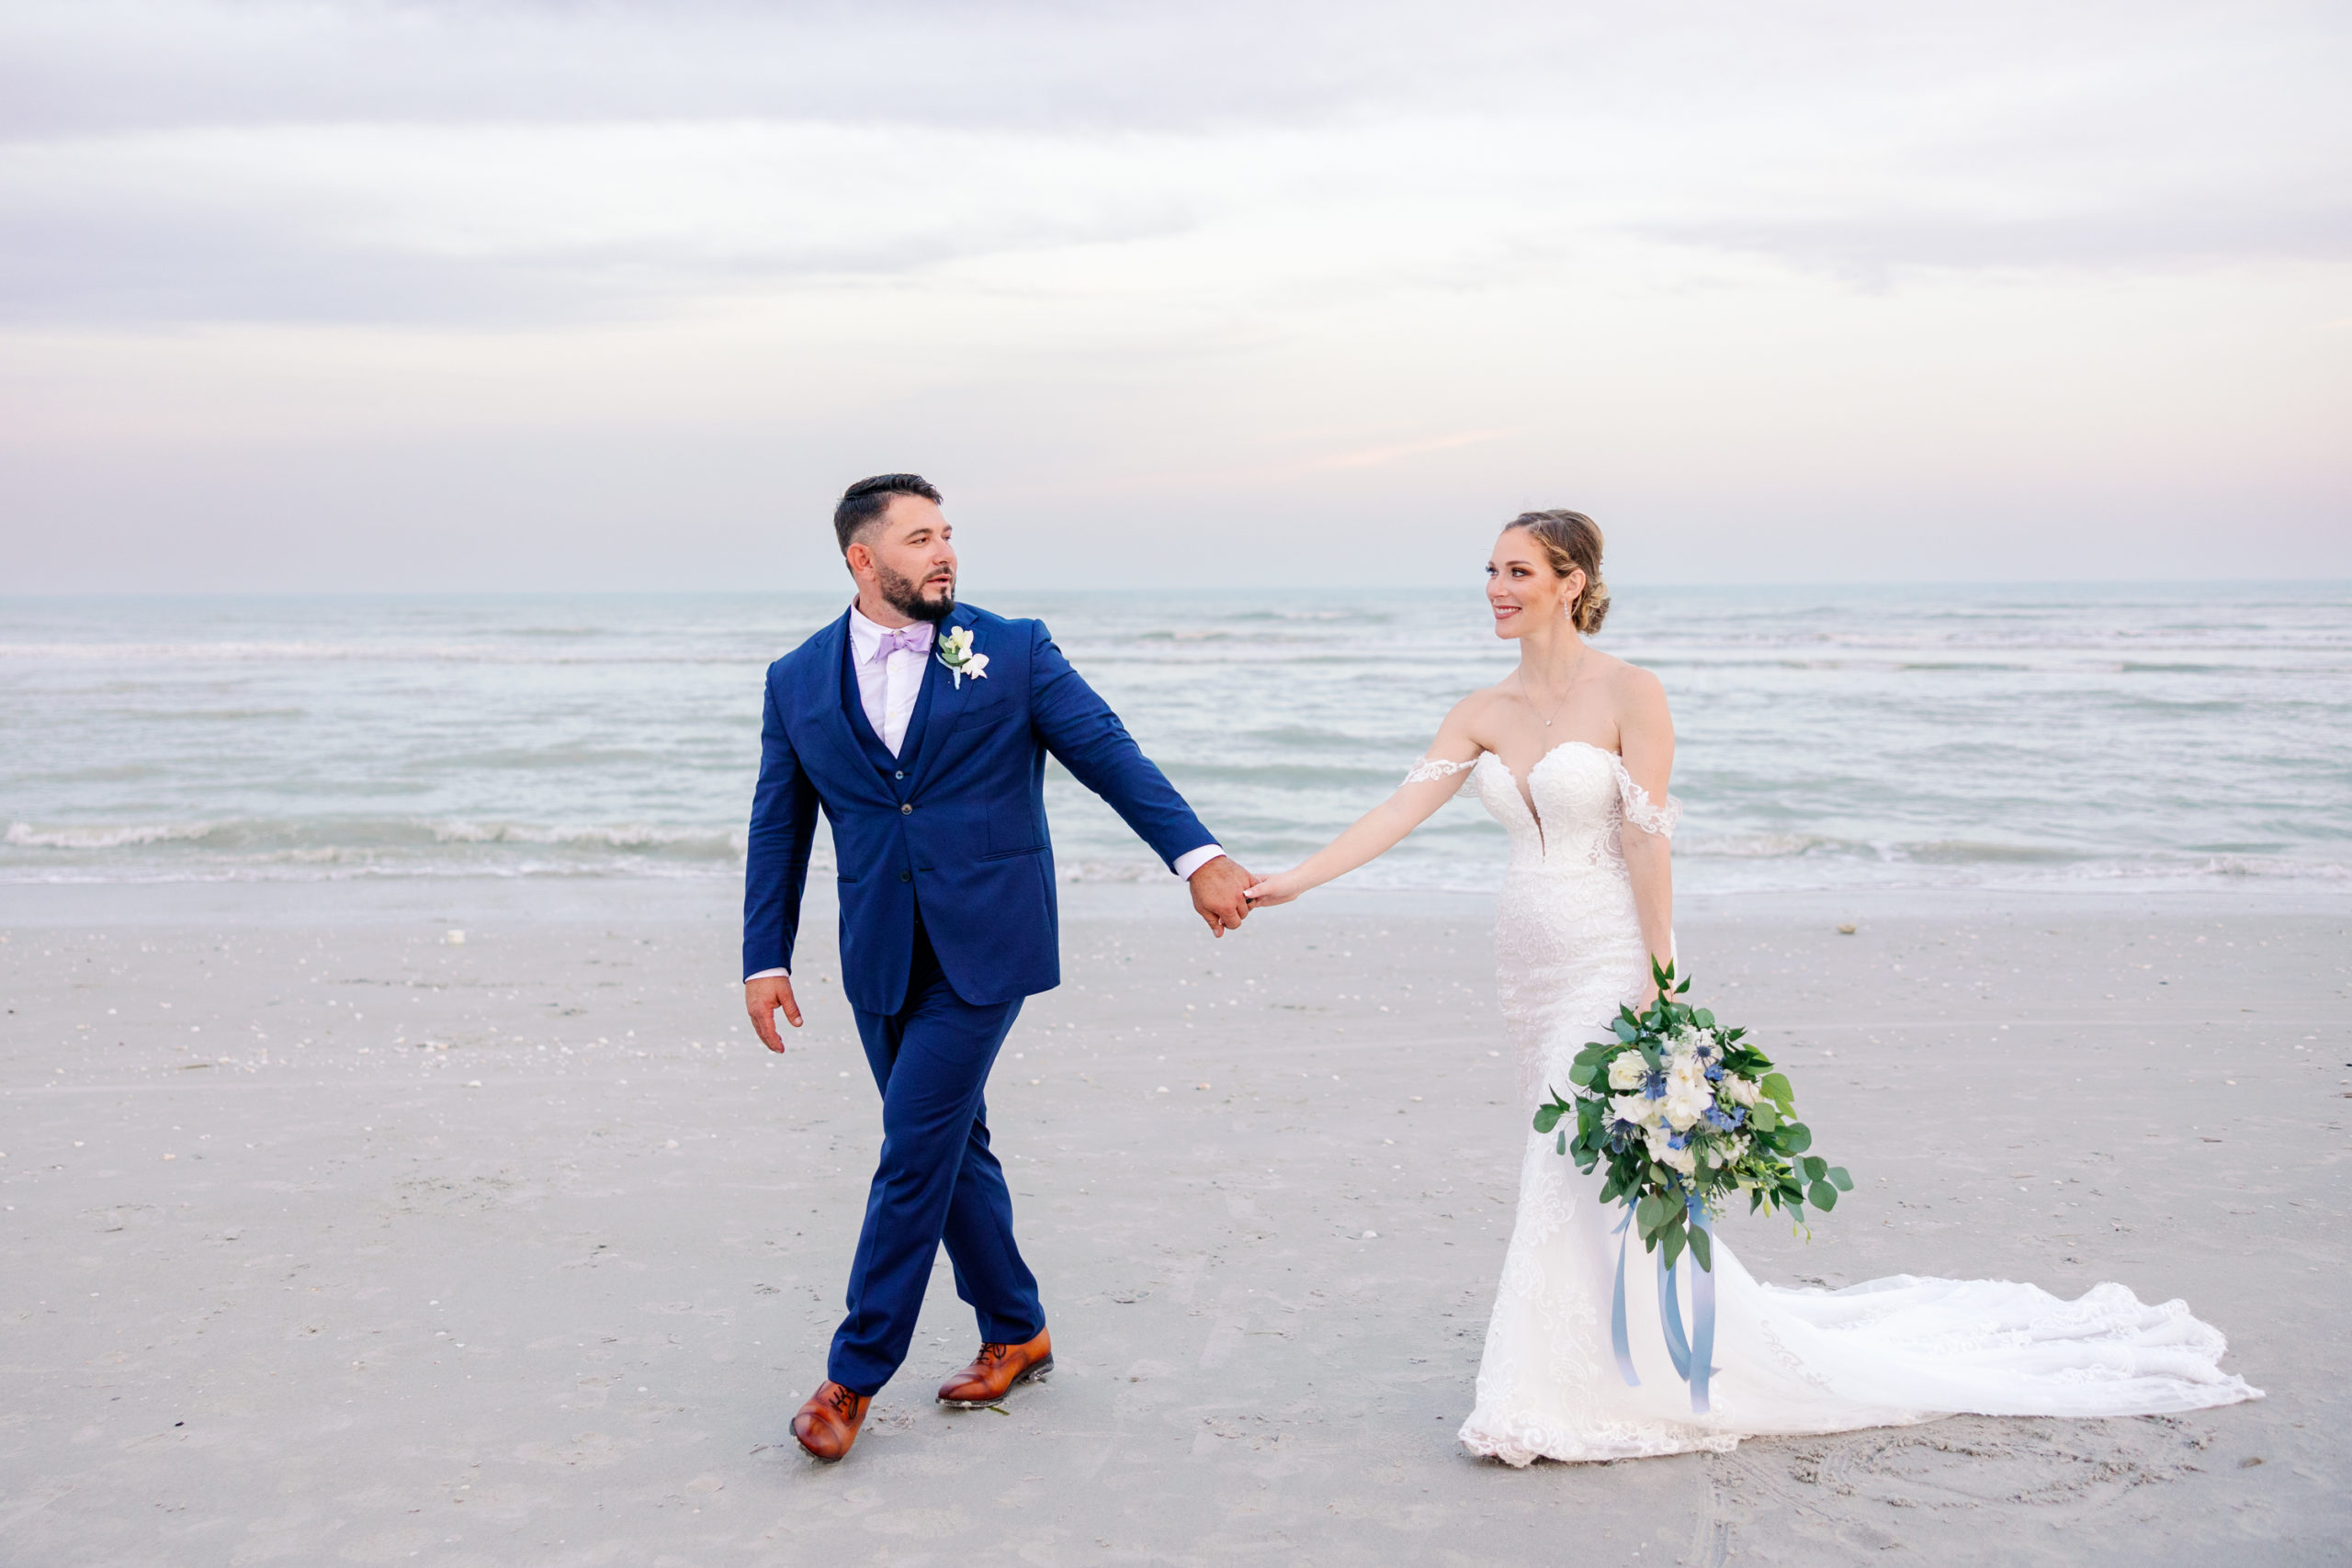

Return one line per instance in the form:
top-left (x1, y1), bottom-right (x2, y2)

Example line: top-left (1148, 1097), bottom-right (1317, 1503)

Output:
top-left (1430, 741), bottom-right (2260, 1466)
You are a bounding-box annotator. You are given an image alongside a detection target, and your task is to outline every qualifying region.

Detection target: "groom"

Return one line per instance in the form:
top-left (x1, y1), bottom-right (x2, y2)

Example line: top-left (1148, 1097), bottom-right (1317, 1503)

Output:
top-left (742, 473), bottom-right (1255, 1461)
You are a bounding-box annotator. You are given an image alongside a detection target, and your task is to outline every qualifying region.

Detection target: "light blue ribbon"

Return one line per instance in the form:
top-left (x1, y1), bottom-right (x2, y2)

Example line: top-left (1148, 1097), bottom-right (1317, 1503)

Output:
top-left (1609, 1204), bottom-right (1641, 1388)
top-left (1611, 1196), bottom-right (1718, 1414)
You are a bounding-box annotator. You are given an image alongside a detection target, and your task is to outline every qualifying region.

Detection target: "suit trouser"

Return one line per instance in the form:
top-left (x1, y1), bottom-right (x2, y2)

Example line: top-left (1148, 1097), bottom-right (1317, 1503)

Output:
top-left (828, 915), bottom-right (1044, 1395)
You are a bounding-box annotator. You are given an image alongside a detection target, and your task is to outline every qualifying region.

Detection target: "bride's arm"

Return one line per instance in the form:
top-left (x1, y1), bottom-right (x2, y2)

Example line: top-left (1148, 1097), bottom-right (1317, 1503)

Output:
top-left (1615, 667), bottom-right (1678, 988)
top-left (1242, 698), bottom-right (1485, 908)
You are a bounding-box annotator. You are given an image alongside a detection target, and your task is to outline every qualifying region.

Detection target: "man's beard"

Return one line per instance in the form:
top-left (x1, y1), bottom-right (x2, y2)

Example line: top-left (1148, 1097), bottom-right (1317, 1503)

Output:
top-left (876, 561), bottom-right (955, 623)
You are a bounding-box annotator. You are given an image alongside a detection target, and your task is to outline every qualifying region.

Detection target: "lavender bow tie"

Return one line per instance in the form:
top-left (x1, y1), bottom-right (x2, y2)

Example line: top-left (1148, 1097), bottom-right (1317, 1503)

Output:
top-left (867, 624), bottom-right (933, 662)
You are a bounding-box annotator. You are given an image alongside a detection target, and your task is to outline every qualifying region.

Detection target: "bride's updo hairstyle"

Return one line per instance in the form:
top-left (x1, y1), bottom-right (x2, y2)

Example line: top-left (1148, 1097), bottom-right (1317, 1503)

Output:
top-left (1506, 509), bottom-right (1610, 634)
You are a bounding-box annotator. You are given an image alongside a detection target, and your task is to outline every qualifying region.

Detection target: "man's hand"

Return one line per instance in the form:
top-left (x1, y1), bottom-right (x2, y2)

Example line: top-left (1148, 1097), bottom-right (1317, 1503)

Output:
top-left (1188, 855), bottom-right (1255, 937)
top-left (745, 974), bottom-right (803, 1053)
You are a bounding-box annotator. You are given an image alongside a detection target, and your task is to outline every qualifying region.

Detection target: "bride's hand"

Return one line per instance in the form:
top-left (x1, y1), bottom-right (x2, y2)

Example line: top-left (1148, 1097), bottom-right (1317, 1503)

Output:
top-left (1242, 868), bottom-right (1307, 908)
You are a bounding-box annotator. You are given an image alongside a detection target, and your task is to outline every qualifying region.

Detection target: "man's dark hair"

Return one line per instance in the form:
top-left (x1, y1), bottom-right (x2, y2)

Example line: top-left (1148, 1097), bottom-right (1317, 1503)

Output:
top-left (833, 473), bottom-right (942, 556)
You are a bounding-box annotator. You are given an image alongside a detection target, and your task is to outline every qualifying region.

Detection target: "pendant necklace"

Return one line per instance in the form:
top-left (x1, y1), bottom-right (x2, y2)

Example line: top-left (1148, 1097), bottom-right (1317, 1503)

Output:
top-left (1519, 642), bottom-right (1589, 727)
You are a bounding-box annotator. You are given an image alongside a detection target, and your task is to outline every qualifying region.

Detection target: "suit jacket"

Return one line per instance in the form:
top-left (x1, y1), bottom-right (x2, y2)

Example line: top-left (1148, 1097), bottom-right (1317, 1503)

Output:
top-left (741, 603), bottom-right (1215, 1012)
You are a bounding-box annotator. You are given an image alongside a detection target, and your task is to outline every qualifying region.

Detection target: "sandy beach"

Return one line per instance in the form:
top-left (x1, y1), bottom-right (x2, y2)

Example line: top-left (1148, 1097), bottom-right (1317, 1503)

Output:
top-left (2, 878), bottom-right (2343, 1566)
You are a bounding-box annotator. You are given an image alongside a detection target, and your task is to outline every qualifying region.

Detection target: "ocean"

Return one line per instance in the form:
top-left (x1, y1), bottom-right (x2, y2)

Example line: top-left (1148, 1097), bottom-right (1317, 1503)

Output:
top-left (3, 584), bottom-right (2346, 898)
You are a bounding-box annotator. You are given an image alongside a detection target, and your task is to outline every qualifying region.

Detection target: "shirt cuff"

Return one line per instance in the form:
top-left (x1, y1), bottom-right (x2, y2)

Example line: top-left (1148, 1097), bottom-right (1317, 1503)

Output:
top-left (1171, 844), bottom-right (1227, 880)
top-left (744, 967), bottom-right (788, 984)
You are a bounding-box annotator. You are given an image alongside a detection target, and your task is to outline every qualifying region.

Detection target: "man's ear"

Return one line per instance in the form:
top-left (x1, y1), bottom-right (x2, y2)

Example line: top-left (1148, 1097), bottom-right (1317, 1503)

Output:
top-left (843, 542), bottom-right (872, 579)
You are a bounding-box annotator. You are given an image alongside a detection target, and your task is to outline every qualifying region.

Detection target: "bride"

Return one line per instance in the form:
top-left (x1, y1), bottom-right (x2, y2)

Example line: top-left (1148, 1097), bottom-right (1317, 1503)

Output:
top-left (1241, 510), bottom-right (2260, 1464)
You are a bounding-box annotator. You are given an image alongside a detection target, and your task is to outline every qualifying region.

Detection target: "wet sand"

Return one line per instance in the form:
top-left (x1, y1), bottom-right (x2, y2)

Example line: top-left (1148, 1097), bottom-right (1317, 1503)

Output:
top-left (1, 879), bottom-right (2343, 1565)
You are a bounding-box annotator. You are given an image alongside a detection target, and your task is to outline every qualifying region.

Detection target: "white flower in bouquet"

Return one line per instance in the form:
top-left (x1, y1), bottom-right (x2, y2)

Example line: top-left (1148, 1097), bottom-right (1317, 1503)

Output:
top-left (1609, 1092), bottom-right (1658, 1131)
top-left (1607, 1054), bottom-right (1649, 1091)
top-left (1661, 1055), bottom-right (1713, 1130)
top-left (1722, 1074), bottom-right (1761, 1107)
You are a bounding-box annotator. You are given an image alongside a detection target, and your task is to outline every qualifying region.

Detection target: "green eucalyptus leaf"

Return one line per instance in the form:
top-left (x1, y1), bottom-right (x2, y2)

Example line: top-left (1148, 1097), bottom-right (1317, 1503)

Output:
top-left (1687, 1225), bottom-right (1713, 1272)
top-left (1808, 1179), bottom-right (1838, 1211)
top-left (1532, 1104), bottom-right (1562, 1134)
top-left (1828, 1167), bottom-right (1854, 1191)
top-left (1748, 1102), bottom-right (1780, 1131)
top-left (1661, 1224), bottom-right (1687, 1270)
top-left (1801, 1155), bottom-right (1827, 1182)
top-left (1781, 1123), bottom-right (1813, 1155)
top-left (1761, 1072), bottom-right (1794, 1108)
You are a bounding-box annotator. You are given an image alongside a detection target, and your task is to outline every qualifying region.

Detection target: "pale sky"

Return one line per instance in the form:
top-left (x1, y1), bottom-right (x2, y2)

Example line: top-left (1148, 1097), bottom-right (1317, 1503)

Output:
top-left (2, 0), bottom-right (2346, 592)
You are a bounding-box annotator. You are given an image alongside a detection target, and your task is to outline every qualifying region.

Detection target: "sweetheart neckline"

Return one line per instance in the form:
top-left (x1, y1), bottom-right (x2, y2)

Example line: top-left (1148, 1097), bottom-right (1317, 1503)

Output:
top-left (1478, 738), bottom-right (1620, 786)
top-left (1476, 739), bottom-right (1623, 843)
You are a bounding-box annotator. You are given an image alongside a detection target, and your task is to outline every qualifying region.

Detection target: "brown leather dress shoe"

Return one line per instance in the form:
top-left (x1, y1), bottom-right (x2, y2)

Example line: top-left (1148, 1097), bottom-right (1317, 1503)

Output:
top-left (936, 1327), bottom-right (1054, 1408)
top-left (790, 1381), bottom-right (872, 1461)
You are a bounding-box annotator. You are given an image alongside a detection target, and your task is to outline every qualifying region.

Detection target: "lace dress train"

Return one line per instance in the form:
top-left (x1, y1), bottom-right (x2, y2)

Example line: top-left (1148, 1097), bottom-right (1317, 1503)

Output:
top-left (1429, 743), bottom-right (2260, 1466)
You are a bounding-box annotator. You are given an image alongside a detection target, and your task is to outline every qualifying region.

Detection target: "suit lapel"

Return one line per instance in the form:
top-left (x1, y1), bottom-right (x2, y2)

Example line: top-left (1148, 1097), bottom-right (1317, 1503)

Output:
top-left (802, 611), bottom-right (891, 795)
top-left (836, 617), bottom-right (899, 770)
top-left (900, 612), bottom-right (974, 790)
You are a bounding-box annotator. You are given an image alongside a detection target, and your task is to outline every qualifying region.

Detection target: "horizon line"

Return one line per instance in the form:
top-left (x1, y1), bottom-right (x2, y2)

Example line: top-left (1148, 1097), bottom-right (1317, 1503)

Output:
top-left (3, 576), bottom-right (2348, 601)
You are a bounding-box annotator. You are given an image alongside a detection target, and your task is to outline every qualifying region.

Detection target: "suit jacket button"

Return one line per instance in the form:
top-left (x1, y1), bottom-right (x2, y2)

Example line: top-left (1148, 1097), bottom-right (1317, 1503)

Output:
top-left (900, 802), bottom-right (913, 815)
top-left (899, 870), bottom-right (910, 882)
top-left (894, 770), bottom-right (905, 779)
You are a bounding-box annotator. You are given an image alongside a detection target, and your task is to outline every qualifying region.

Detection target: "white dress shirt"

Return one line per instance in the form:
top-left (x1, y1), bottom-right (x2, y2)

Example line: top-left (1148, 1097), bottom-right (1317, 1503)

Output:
top-left (744, 603), bottom-right (1223, 983)
top-left (847, 604), bottom-right (932, 756)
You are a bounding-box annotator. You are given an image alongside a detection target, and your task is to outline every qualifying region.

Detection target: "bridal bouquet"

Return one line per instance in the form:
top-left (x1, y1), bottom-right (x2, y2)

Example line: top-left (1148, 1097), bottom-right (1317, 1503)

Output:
top-left (1532, 961), bottom-right (1850, 1411)
top-left (1535, 960), bottom-right (1851, 1273)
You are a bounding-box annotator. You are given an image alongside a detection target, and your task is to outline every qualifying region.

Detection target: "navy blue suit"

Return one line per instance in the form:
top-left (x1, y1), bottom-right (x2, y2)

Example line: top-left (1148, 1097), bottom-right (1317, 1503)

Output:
top-left (743, 604), bottom-right (1215, 1394)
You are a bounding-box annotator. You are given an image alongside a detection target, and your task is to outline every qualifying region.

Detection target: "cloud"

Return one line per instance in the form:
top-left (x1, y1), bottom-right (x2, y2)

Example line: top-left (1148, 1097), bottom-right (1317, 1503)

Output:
top-left (0, 0), bottom-right (1606, 138)
top-left (0, 0), bottom-right (2345, 589)
top-left (0, 0), bottom-right (2342, 328)
top-left (0, 120), bottom-right (1216, 324)
top-left (1641, 191), bottom-right (2352, 280)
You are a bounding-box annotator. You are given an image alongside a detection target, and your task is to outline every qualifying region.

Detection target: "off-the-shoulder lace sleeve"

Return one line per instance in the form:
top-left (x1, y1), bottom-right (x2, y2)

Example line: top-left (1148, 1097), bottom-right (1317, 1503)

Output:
top-left (1403, 755), bottom-right (1475, 784)
top-left (1611, 755), bottom-right (1682, 838)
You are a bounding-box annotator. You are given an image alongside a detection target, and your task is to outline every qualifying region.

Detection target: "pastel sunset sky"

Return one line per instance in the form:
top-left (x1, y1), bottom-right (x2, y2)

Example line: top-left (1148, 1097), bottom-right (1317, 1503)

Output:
top-left (3, 0), bottom-right (2345, 591)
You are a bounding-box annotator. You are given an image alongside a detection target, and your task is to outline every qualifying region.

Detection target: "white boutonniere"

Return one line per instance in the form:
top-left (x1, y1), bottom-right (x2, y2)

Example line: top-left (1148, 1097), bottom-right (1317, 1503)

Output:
top-left (935, 626), bottom-right (989, 687)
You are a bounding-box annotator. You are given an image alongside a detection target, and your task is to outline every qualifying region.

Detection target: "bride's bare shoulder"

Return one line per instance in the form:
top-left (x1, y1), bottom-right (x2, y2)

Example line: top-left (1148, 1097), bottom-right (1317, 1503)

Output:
top-left (1592, 651), bottom-right (1672, 735)
top-left (1590, 649), bottom-right (1668, 701)
top-left (1426, 682), bottom-right (1511, 751)
top-left (1450, 681), bottom-right (1517, 723)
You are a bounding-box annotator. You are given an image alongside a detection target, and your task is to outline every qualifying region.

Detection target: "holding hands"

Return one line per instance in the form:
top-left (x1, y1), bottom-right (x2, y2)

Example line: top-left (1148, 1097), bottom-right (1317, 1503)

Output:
top-left (1240, 867), bottom-right (1308, 908)
top-left (1189, 854), bottom-right (1257, 936)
